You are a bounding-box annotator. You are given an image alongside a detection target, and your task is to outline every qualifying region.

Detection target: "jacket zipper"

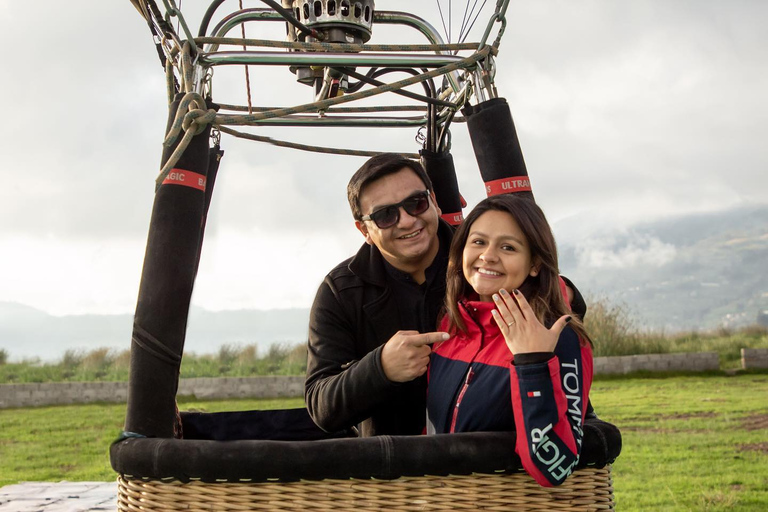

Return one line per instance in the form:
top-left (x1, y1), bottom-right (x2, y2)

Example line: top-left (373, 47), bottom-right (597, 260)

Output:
top-left (449, 367), bottom-right (475, 433)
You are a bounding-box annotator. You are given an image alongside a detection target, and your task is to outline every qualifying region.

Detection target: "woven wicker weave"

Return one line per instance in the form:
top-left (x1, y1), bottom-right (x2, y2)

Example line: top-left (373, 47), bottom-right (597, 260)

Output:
top-left (117, 466), bottom-right (613, 511)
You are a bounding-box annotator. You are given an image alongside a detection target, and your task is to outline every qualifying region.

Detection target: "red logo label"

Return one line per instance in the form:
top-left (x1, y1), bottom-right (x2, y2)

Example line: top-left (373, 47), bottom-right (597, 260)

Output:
top-left (441, 212), bottom-right (464, 225)
top-left (485, 176), bottom-right (532, 196)
top-left (162, 169), bottom-right (206, 192)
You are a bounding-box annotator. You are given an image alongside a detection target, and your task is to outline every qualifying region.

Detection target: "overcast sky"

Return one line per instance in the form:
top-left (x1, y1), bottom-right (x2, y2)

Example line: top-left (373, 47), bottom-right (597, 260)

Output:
top-left (1, 0), bottom-right (766, 316)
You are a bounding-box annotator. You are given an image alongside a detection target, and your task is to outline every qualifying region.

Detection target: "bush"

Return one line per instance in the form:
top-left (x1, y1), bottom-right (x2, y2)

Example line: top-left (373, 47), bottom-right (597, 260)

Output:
top-left (584, 297), bottom-right (667, 357)
top-left (236, 345), bottom-right (259, 366)
top-left (81, 348), bottom-right (113, 371)
top-left (739, 325), bottom-right (768, 337)
top-left (217, 344), bottom-right (239, 372)
top-left (0, 348), bottom-right (7, 365)
top-left (60, 349), bottom-right (84, 370)
top-left (586, 298), bottom-right (638, 356)
top-left (286, 344), bottom-right (308, 368)
top-left (112, 349), bottom-right (132, 371)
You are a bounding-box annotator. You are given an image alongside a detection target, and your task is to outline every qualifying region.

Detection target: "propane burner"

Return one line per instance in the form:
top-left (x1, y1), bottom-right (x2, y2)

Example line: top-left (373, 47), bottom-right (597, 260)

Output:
top-left (289, 0), bottom-right (375, 44)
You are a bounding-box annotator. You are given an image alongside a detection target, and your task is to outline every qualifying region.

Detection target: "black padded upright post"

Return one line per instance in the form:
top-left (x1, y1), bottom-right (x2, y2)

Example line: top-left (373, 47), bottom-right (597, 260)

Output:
top-left (463, 97), bottom-right (535, 201)
top-left (124, 94), bottom-right (216, 438)
top-left (420, 149), bottom-right (464, 225)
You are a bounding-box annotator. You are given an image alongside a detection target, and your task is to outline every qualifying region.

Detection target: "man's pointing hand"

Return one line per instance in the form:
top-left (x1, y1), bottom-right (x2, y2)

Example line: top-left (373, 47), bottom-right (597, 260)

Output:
top-left (381, 330), bottom-right (450, 383)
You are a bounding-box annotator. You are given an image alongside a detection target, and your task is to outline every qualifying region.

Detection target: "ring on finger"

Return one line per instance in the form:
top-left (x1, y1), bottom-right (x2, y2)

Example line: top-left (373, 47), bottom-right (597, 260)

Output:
top-left (507, 320), bottom-right (515, 327)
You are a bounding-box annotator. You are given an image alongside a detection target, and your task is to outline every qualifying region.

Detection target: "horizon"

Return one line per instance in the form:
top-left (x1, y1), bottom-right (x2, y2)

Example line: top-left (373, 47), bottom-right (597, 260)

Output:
top-left (2, 202), bottom-right (766, 362)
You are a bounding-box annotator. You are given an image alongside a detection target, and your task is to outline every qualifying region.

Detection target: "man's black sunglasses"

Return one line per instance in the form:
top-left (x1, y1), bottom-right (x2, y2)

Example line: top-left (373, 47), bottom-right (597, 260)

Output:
top-left (361, 190), bottom-right (431, 229)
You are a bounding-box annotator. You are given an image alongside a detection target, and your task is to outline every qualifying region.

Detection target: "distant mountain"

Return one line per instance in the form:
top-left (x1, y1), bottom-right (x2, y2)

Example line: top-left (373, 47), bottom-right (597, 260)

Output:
top-left (555, 204), bottom-right (768, 332)
top-left (2, 204), bottom-right (766, 362)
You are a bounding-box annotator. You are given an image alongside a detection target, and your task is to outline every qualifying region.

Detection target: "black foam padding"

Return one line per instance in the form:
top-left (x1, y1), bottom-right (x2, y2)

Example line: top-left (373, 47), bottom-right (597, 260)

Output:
top-left (463, 98), bottom-right (534, 201)
top-left (111, 413), bottom-right (621, 482)
top-left (421, 149), bottom-right (464, 225)
top-left (124, 95), bottom-right (217, 439)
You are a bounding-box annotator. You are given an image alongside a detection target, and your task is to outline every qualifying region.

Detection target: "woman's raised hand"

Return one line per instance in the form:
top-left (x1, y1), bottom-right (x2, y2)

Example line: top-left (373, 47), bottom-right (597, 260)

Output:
top-left (490, 288), bottom-right (571, 356)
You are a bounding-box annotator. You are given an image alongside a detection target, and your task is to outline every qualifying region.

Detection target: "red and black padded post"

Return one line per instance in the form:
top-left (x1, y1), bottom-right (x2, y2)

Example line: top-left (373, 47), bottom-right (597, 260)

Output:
top-left (421, 149), bottom-right (465, 225)
top-left (463, 97), bottom-right (535, 201)
top-left (124, 94), bottom-right (219, 438)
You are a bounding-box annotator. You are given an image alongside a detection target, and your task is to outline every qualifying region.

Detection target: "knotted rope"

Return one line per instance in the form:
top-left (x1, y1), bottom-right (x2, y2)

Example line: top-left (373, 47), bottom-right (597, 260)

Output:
top-left (156, 91), bottom-right (217, 187)
top-left (158, 40), bottom-right (491, 165)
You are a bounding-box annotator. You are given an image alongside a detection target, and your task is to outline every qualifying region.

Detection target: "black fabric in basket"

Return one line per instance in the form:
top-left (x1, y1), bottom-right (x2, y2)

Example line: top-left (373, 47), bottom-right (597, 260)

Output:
top-left (111, 408), bottom-right (621, 483)
top-left (180, 407), bottom-right (356, 441)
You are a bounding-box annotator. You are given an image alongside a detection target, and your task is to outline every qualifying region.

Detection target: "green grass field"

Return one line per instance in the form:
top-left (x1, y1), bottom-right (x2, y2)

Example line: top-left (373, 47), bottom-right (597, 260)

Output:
top-left (595, 373), bottom-right (768, 510)
top-left (0, 374), bottom-right (766, 511)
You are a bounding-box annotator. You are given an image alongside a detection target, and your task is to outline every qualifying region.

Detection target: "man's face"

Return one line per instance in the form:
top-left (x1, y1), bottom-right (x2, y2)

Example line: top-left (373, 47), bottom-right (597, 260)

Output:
top-left (355, 167), bottom-right (442, 273)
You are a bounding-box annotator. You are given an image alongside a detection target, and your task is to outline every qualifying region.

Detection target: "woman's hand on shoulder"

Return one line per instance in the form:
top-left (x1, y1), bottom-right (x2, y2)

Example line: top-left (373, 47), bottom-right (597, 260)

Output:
top-left (491, 288), bottom-right (571, 356)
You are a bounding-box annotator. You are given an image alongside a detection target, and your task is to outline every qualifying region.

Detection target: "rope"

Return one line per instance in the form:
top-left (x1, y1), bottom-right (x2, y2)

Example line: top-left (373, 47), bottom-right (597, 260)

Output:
top-left (260, 0), bottom-right (323, 41)
top-left (157, 91), bottom-right (217, 186)
top-left (180, 41), bottom-right (194, 93)
top-left (215, 47), bottom-right (490, 125)
top-left (165, 58), bottom-right (177, 104)
top-left (196, 36), bottom-right (480, 53)
top-left (163, 92), bottom-right (210, 146)
top-left (343, 67), bottom-right (453, 108)
top-left (216, 103), bottom-right (427, 113)
top-left (156, 45), bottom-right (489, 171)
top-left (238, 0), bottom-right (253, 115)
top-left (219, 126), bottom-right (419, 159)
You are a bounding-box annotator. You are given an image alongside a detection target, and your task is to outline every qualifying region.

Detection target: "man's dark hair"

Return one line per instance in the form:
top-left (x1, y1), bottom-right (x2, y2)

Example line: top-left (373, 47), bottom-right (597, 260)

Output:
top-left (347, 153), bottom-right (433, 220)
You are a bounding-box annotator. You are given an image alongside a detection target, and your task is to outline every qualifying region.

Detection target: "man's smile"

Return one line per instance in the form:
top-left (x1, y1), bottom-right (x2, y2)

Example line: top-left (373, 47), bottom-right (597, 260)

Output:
top-left (398, 229), bottom-right (422, 240)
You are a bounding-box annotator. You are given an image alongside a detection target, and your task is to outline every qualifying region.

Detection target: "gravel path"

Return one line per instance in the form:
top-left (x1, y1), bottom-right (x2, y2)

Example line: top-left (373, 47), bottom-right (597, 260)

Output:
top-left (0, 482), bottom-right (116, 512)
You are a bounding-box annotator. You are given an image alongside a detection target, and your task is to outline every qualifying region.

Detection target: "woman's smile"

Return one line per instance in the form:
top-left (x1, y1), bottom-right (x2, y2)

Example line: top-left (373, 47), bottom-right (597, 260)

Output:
top-left (462, 210), bottom-right (537, 302)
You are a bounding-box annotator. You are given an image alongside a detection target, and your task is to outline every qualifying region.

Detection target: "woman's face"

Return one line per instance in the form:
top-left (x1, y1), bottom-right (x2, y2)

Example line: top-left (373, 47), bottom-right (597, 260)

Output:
top-left (462, 210), bottom-right (538, 302)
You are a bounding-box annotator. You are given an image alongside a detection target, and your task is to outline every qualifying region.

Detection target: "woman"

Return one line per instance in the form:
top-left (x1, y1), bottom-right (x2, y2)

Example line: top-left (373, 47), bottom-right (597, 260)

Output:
top-left (426, 194), bottom-right (594, 487)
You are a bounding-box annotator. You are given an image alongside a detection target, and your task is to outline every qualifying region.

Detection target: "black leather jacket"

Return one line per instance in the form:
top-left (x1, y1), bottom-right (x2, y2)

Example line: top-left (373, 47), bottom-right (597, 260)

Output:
top-left (305, 221), bottom-right (454, 437)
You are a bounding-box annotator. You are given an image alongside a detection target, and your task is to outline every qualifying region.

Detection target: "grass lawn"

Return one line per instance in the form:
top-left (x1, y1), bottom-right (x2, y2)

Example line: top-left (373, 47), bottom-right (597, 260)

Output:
top-left (593, 373), bottom-right (768, 511)
top-left (0, 397), bottom-right (304, 487)
top-left (1, 374), bottom-right (766, 511)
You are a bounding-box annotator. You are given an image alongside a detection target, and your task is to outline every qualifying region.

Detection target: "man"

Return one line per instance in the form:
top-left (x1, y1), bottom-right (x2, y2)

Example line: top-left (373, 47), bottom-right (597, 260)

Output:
top-left (305, 153), bottom-right (586, 437)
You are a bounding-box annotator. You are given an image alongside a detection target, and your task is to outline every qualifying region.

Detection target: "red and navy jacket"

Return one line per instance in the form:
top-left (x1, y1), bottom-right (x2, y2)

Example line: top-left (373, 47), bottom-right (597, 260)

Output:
top-left (426, 300), bottom-right (593, 487)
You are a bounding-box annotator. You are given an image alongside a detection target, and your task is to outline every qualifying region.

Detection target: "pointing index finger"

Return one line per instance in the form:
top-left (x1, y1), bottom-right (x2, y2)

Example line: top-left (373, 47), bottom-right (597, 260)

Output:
top-left (408, 331), bottom-right (450, 347)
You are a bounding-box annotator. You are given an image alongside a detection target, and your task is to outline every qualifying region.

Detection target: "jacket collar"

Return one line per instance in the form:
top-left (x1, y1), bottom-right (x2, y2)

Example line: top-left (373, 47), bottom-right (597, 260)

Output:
top-left (348, 219), bottom-right (455, 286)
top-left (458, 298), bottom-right (503, 341)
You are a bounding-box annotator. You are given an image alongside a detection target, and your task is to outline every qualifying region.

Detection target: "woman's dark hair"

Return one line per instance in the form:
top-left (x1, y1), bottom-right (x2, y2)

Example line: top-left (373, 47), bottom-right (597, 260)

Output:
top-left (444, 194), bottom-right (590, 344)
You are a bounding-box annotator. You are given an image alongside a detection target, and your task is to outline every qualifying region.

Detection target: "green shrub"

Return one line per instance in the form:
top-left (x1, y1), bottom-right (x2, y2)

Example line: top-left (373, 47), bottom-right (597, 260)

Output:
top-left (286, 344), bottom-right (308, 368)
top-left (584, 298), bottom-right (665, 357)
top-left (60, 349), bottom-right (84, 370)
top-left (217, 343), bottom-right (239, 370)
top-left (0, 348), bottom-right (8, 365)
top-left (236, 345), bottom-right (259, 366)
top-left (112, 349), bottom-right (131, 371)
top-left (81, 348), bottom-right (113, 371)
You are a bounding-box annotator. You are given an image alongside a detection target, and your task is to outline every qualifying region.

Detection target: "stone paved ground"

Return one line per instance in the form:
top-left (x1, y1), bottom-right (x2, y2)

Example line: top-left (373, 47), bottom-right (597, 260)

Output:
top-left (0, 482), bottom-right (116, 512)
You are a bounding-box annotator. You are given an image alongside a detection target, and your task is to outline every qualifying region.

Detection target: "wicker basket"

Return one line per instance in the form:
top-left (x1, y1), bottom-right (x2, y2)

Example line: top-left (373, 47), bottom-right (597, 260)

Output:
top-left (117, 466), bottom-right (613, 511)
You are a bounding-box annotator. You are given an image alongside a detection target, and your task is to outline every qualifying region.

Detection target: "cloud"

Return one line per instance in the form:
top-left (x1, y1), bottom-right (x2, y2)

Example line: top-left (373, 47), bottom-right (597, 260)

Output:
top-left (494, 0), bottom-right (768, 225)
top-left (193, 227), bottom-right (362, 311)
top-left (2, 1), bottom-right (767, 315)
top-left (575, 232), bottom-right (677, 269)
top-left (0, 235), bottom-right (145, 315)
